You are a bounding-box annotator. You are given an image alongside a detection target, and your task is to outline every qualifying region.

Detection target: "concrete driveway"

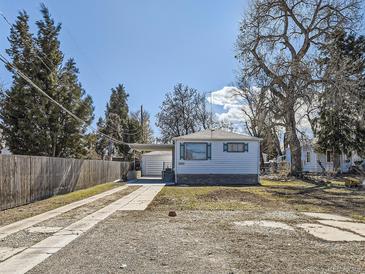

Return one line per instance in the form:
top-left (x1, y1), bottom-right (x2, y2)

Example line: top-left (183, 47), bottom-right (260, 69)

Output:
top-left (128, 177), bottom-right (171, 186)
top-left (0, 185), bottom-right (164, 274)
top-left (24, 210), bottom-right (365, 274)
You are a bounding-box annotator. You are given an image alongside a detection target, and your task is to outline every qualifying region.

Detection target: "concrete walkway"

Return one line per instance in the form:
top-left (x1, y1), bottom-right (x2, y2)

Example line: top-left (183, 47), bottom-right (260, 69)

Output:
top-left (318, 220), bottom-right (365, 237)
top-left (298, 212), bottom-right (365, 242)
top-left (0, 185), bottom-right (163, 274)
top-left (297, 223), bottom-right (365, 241)
top-left (0, 185), bottom-right (128, 241)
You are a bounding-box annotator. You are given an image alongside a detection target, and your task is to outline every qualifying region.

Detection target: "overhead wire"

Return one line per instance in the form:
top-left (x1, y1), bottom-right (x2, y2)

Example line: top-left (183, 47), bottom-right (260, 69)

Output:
top-left (0, 11), bottom-right (143, 139)
top-left (0, 53), bottom-right (128, 145)
top-left (0, 11), bottom-right (55, 73)
top-left (61, 29), bottom-right (143, 137)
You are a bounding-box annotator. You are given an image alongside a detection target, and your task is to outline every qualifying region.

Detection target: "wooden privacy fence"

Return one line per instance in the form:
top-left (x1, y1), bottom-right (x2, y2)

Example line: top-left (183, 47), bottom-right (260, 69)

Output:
top-left (0, 155), bottom-right (130, 211)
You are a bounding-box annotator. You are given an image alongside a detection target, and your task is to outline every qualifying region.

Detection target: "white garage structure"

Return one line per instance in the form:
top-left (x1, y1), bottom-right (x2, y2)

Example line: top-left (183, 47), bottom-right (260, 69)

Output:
top-left (141, 151), bottom-right (173, 177)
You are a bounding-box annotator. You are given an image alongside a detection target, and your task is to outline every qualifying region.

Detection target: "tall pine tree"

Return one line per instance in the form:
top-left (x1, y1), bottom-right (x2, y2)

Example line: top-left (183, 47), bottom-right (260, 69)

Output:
top-left (96, 84), bottom-right (142, 159)
top-left (316, 30), bottom-right (365, 171)
top-left (0, 5), bottom-right (94, 157)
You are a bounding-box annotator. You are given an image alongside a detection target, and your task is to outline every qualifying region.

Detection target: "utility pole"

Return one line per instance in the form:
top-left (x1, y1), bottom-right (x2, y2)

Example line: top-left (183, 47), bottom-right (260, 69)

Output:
top-left (140, 105), bottom-right (144, 143)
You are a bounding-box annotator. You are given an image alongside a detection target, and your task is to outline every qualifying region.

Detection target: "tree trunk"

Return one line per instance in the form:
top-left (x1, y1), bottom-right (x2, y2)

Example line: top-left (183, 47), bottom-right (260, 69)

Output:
top-left (286, 107), bottom-right (302, 175)
top-left (283, 131), bottom-right (289, 153)
top-left (272, 128), bottom-right (282, 156)
top-left (333, 152), bottom-right (341, 174)
top-left (260, 142), bottom-right (265, 168)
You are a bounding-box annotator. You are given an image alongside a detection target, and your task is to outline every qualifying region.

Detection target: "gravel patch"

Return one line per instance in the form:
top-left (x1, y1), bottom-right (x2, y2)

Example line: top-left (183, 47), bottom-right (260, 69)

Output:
top-left (34, 186), bottom-right (139, 229)
top-left (0, 186), bottom-right (139, 251)
top-left (0, 183), bottom-right (124, 226)
top-left (0, 230), bottom-right (51, 248)
top-left (28, 210), bottom-right (365, 274)
top-left (234, 220), bottom-right (295, 231)
top-left (27, 226), bottom-right (63, 234)
top-left (260, 211), bottom-right (301, 221)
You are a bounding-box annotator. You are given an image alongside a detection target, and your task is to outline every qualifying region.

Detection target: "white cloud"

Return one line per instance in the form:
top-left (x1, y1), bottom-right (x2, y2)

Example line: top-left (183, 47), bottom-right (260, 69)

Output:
top-left (216, 106), bottom-right (243, 122)
top-left (295, 101), bottom-right (316, 137)
top-left (207, 86), bottom-right (244, 123)
top-left (208, 86), bottom-right (315, 138)
top-left (207, 86), bottom-right (242, 106)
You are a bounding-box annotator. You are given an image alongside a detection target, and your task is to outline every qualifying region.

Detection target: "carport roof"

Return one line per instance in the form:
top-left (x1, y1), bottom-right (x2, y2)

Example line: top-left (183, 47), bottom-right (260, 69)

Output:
top-left (129, 143), bottom-right (174, 152)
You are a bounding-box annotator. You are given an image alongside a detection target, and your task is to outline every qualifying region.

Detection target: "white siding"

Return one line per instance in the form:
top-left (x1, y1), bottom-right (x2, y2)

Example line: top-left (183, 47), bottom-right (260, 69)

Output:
top-left (302, 147), bottom-right (334, 172)
top-left (141, 152), bottom-right (172, 177)
top-left (286, 145), bottom-right (363, 173)
top-left (0, 147), bottom-right (11, 155)
top-left (174, 140), bottom-right (259, 175)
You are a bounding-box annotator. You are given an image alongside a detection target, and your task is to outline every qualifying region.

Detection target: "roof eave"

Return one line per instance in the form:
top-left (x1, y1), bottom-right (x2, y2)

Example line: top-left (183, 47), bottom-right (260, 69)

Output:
top-left (172, 137), bottom-right (262, 142)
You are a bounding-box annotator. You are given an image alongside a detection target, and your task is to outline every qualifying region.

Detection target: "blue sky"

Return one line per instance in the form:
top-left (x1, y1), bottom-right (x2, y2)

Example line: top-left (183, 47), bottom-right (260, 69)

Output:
top-left (0, 0), bottom-right (248, 136)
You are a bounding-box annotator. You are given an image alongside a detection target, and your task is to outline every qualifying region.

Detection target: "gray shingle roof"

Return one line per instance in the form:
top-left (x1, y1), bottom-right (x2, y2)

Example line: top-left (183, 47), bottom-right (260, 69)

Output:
top-left (172, 129), bottom-right (261, 141)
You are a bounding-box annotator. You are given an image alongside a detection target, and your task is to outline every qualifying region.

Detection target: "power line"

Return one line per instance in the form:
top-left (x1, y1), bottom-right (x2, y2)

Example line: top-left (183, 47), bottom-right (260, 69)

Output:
top-left (0, 53), bottom-right (128, 146)
top-left (0, 11), bottom-right (54, 73)
top-left (62, 27), bottom-right (143, 137)
top-left (0, 11), bottom-right (143, 139)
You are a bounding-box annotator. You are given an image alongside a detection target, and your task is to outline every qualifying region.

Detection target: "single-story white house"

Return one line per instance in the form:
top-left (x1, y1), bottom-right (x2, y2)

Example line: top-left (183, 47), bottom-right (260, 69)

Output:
top-left (141, 151), bottom-right (172, 177)
top-left (172, 129), bottom-right (261, 185)
top-left (279, 142), bottom-right (363, 173)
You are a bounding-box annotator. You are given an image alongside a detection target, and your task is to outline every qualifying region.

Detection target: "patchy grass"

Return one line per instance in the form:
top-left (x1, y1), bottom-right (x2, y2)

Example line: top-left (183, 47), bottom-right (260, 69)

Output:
top-left (323, 188), bottom-right (353, 194)
top-left (0, 182), bottom-right (124, 226)
top-left (260, 179), bottom-right (315, 188)
top-left (150, 179), bottom-right (365, 220)
top-left (150, 186), bottom-right (253, 210)
top-left (150, 185), bottom-right (284, 211)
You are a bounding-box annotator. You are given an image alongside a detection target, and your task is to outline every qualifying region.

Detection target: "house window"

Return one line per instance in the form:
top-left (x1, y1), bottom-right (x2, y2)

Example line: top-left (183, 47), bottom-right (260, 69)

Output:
top-left (224, 143), bottom-right (248, 152)
top-left (326, 151), bottom-right (332, 162)
top-left (306, 151), bottom-right (311, 163)
top-left (184, 143), bottom-right (209, 160)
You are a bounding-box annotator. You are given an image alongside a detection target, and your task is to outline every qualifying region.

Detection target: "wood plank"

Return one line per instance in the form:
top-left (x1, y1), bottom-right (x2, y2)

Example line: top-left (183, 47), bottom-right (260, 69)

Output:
top-left (1, 155), bottom-right (129, 210)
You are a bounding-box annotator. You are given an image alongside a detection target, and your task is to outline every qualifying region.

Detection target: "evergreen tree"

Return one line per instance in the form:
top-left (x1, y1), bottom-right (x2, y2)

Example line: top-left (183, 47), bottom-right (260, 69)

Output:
top-left (315, 30), bottom-right (365, 170)
top-left (83, 132), bottom-right (100, 160)
top-left (126, 117), bottom-right (143, 144)
top-left (96, 84), bottom-right (142, 159)
top-left (0, 5), bottom-right (93, 157)
top-left (0, 11), bottom-right (42, 155)
top-left (55, 59), bottom-right (94, 157)
top-left (130, 109), bottom-right (154, 143)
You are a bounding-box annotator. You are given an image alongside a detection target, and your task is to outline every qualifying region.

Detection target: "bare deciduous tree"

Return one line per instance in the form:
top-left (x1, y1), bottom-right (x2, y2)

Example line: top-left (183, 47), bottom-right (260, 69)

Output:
top-left (236, 0), bottom-right (361, 174)
top-left (156, 83), bottom-right (211, 143)
top-left (233, 81), bottom-right (283, 165)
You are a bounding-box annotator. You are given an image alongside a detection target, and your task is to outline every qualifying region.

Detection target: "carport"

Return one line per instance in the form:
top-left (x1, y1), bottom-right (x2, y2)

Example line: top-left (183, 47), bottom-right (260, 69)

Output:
top-left (128, 143), bottom-right (174, 180)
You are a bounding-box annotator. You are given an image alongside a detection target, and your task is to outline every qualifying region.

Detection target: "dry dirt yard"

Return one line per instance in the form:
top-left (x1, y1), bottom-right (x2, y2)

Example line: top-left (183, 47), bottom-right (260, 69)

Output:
top-left (28, 179), bottom-right (365, 274)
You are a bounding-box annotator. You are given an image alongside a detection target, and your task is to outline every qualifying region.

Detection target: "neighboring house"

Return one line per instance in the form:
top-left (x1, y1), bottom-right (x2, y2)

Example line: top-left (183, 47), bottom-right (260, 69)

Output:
top-left (0, 132), bottom-right (11, 155)
top-left (280, 141), bottom-right (363, 173)
top-left (0, 147), bottom-right (11, 155)
top-left (141, 151), bottom-right (172, 177)
top-left (172, 129), bottom-right (261, 185)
